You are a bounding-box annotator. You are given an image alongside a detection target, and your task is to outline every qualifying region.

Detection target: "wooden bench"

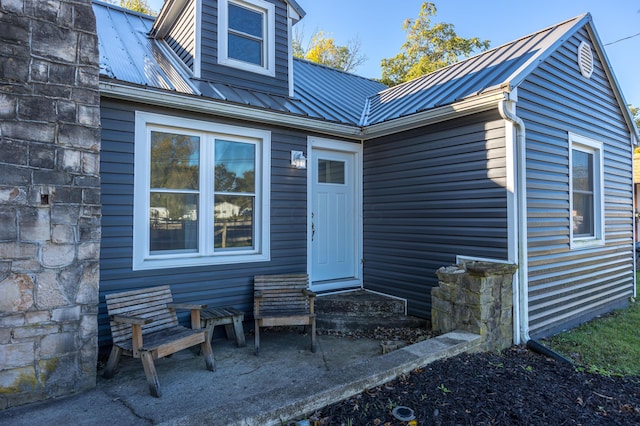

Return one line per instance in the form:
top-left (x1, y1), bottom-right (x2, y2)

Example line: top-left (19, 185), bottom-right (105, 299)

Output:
top-left (253, 274), bottom-right (316, 355)
top-left (200, 307), bottom-right (246, 347)
top-left (103, 285), bottom-right (215, 397)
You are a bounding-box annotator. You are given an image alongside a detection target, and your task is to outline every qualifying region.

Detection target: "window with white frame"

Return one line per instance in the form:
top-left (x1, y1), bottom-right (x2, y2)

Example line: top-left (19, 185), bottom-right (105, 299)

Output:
top-left (134, 112), bottom-right (271, 270)
top-left (569, 132), bottom-right (604, 248)
top-left (218, 0), bottom-right (275, 76)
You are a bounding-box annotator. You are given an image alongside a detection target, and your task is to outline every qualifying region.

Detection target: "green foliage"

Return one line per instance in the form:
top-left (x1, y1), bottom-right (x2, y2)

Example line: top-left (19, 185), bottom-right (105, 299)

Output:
top-left (545, 300), bottom-right (640, 376)
top-left (380, 2), bottom-right (490, 86)
top-left (629, 104), bottom-right (640, 129)
top-left (106, 0), bottom-right (156, 15)
top-left (293, 28), bottom-right (367, 73)
top-left (436, 383), bottom-right (451, 393)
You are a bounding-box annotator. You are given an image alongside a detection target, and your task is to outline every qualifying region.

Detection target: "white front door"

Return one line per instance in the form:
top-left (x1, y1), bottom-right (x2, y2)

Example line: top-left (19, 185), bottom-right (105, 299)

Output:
top-left (309, 141), bottom-right (361, 292)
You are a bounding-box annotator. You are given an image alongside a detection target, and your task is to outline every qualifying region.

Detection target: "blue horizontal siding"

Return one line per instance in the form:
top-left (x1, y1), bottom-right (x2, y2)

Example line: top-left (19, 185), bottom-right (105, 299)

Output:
top-left (99, 99), bottom-right (309, 346)
top-left (363, 112), bottom-right (509, 318)
top-left (518, 29), bottom-right (634, 337)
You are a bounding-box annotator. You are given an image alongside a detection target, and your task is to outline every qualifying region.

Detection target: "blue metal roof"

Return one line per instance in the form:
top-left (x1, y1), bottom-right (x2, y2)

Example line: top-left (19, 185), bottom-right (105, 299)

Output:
top-left (364, 15), bottom-right (587, 126)
top-left (94, 1), bottom-right (599, 130)
top-left (93, 1), bottom-right (383, 126)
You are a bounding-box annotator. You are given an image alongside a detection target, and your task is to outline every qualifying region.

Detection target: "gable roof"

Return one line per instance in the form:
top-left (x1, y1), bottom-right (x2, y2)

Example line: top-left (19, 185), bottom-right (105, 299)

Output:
top-left (363, 13), bottom-right (638, 140)
top-left (364, 15), bottom-right (585, 126)
top-left (93, 1), bottom-right (637, 141)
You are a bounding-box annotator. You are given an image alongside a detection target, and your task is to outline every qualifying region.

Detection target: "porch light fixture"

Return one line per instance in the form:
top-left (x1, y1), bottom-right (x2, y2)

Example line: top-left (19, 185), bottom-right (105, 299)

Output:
top-left (291, 150), bottom-right (307, 169)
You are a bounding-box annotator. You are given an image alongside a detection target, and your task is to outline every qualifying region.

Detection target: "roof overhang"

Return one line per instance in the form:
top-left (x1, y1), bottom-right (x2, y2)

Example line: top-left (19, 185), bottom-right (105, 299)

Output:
top-left (584, 22), bottom-right (639, 145)
top-left (150, 0), bottom-right (189, 39)
top-left (100, 80), bottom-right (510, 142)
top-left (362, 91), bottom-right (509, 139)
top-left (100, 80), bottom-right (362, 140)
top-left (152, 0), bottom-right (306, 37)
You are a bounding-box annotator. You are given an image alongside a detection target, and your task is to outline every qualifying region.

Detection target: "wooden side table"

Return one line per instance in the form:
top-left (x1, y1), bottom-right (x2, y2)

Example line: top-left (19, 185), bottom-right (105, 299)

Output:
top-left (200, 307), bottom-right (246, 347)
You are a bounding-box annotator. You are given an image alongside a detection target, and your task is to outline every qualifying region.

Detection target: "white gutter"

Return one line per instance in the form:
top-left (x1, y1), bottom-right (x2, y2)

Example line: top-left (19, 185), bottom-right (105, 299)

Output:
top-left (100, 81), bottom-right (507, 142)
top-left (498, 98), bottom-right (530, 344)
top-left (362, 91), bottom-right (508, 139)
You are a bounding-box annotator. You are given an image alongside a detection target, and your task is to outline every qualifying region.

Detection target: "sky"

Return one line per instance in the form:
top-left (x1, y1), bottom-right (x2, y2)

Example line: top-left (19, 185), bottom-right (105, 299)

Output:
top-left (147, 0), bottom-right (640, 108)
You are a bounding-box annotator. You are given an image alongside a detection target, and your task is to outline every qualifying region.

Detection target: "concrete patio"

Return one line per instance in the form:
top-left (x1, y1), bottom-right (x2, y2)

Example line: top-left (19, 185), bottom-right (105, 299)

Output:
top-left (0, 329), bottom-right (481, 425)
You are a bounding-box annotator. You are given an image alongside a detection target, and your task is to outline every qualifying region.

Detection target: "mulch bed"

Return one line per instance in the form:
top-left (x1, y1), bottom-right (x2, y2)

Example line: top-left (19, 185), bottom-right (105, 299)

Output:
top-left (301, 345), bottom-right (640, 425)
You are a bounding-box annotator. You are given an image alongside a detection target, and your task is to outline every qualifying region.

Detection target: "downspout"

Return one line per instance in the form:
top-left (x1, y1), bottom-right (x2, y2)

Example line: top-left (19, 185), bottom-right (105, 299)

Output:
top-left (498, 98), bottom-right (530, 344)
top-left (499, 98), bottom-right (573, 365)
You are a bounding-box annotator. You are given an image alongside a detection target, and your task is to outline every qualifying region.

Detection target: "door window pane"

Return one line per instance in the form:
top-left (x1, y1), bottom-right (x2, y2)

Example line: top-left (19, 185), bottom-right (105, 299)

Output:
top-left (318, 159), bottom-right (345, 184)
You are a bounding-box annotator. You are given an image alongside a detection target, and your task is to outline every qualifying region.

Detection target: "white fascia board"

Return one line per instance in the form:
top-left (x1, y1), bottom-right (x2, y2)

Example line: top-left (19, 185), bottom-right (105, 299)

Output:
top-left (361, 91), bottom-right (508, 140)
top-left (99, 81), bottom-right (362, 139)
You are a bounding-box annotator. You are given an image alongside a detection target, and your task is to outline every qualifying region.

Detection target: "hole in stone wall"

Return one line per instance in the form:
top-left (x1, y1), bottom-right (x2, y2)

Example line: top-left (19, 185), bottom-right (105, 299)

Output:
top-left (40, 194), bottom-right (49, 205)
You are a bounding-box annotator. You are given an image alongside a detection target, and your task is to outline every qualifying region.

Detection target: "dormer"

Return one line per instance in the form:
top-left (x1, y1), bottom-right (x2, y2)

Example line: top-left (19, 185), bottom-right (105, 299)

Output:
top-left (151, 0), bottom-right (305, 98)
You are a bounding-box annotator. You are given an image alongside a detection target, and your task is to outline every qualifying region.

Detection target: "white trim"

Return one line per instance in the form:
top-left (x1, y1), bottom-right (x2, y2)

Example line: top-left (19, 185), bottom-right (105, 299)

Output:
top-left (217, 0), bottom-right (276, 77)
top-left (100, 81), bottom-right (504, 142)
top-left (307, 136), bottom-right (363, 291)
top-left (133, 111), bottom-right (271, 270)
top-left (287, 15), bottom-right (294, 97)
top-left (193, 0), bottom-right (202, 78)
top-left (361, 91), bottom-right (508, 138)
top-left (568, 132), bottom-right (605, 249)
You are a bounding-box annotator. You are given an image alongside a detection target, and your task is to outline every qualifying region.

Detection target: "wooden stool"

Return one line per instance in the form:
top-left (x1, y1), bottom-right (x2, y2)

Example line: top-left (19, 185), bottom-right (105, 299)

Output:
top-left (200, 307), bottom-right (246, 347)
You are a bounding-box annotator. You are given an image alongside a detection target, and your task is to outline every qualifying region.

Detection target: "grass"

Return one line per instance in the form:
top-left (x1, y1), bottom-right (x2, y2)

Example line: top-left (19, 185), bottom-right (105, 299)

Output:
top-left (543, 285), bottom-right (639, 377)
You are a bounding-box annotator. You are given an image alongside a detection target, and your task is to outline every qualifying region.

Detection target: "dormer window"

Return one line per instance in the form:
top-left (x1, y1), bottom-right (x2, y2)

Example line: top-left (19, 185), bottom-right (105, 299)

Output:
top-left (219, 0), bottom-right (275, 77)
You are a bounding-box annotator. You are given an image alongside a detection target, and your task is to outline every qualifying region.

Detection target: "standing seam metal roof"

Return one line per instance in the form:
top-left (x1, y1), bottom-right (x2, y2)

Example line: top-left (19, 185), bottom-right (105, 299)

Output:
top-left (93, 1), bottom-right (383, 126)
top-left (363, 15), bottom-right (587, 126)
top-left (94, 1), bottom-right (597, 130)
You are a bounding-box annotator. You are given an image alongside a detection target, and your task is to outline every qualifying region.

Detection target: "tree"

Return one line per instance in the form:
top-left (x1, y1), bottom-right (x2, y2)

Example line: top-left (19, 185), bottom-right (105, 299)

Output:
top-left (293, 28), bottom-right (367, 73)
top-left (106, 0), bottom-right (156, 15)
top-left (629, 104), bottom-right (640, 129)
top-left (380, 2), bottom-right (490, 86)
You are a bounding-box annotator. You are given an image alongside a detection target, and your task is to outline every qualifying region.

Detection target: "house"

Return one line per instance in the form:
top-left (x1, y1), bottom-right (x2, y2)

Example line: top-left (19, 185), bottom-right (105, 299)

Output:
top-left (94, 0), bottom-right (638, 347)
top-left (2, 0), bottom-right (637, 408)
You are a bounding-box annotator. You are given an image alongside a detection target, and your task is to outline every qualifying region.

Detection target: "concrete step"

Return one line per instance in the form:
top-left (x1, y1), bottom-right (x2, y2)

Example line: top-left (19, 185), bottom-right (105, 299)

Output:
top-left (316, 289), bottom-right (405, 316)
top-left (315, 289), bottom-right (428, 332)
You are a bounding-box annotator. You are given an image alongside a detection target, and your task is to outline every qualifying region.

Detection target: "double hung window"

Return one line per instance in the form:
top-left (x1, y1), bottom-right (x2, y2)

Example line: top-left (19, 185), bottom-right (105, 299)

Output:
top-left (569, 133), bottom-right (604, 248)
top-left (134, 112), bottom-right (271, 270)
top-left (218, 0), bottom-right (275, 76)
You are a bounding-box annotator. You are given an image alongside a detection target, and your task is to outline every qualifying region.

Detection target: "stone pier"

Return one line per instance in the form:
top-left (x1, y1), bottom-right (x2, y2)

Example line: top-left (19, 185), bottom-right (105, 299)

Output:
top-left (0, 0), bottom-right (100, 408)
top-left (431, 261), bottom-right (518, 351)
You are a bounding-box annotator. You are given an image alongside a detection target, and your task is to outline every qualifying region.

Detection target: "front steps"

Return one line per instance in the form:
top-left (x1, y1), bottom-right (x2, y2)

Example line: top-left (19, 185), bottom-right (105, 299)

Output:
top-left (315, 289), bottom-right (429, 332)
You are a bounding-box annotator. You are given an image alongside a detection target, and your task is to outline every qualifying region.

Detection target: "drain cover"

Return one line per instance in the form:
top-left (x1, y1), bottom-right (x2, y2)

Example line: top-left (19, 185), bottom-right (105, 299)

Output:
top-left (392, 406), bottom-right (415, 421)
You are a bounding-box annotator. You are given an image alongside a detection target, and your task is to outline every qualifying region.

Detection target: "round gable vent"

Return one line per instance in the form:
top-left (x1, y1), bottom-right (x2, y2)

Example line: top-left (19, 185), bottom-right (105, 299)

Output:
top-left (577, 41), bottom-right (594, 79)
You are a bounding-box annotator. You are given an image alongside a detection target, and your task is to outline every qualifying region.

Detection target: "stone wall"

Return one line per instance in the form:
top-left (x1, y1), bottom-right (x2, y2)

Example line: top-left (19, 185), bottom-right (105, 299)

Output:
top-left (0, 0), bottom-right (101, 408)
top-left (432, 262), bottom-right (517, 352)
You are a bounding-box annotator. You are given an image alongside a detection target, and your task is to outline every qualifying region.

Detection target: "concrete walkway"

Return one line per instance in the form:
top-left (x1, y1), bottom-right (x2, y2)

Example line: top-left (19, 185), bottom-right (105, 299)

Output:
top-left (0, 330), bottom-right (481, 426)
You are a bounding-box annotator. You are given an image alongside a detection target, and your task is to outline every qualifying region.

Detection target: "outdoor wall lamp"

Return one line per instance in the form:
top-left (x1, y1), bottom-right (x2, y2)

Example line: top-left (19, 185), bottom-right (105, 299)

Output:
top-left (291, 150), bottom-right (307, 169)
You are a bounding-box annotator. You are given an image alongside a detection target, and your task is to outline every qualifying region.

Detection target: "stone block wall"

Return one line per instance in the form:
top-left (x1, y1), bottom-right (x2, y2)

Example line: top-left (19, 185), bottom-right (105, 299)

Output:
top-left (432, 262), bottom-right (517, 352)
top-left (0, 0), bottom-right (101, 408)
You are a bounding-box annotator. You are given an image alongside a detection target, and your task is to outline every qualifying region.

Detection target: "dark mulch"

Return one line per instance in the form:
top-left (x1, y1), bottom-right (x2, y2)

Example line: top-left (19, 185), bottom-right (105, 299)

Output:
top-left (304, 345), bottom-right (640, 425)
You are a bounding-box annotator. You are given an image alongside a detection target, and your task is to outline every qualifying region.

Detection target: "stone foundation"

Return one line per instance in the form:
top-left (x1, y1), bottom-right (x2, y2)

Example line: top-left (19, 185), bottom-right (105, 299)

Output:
top-left (432, 261), bottom-right (517, 352)
top-left (0, 0), bottom-right (100, 409)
